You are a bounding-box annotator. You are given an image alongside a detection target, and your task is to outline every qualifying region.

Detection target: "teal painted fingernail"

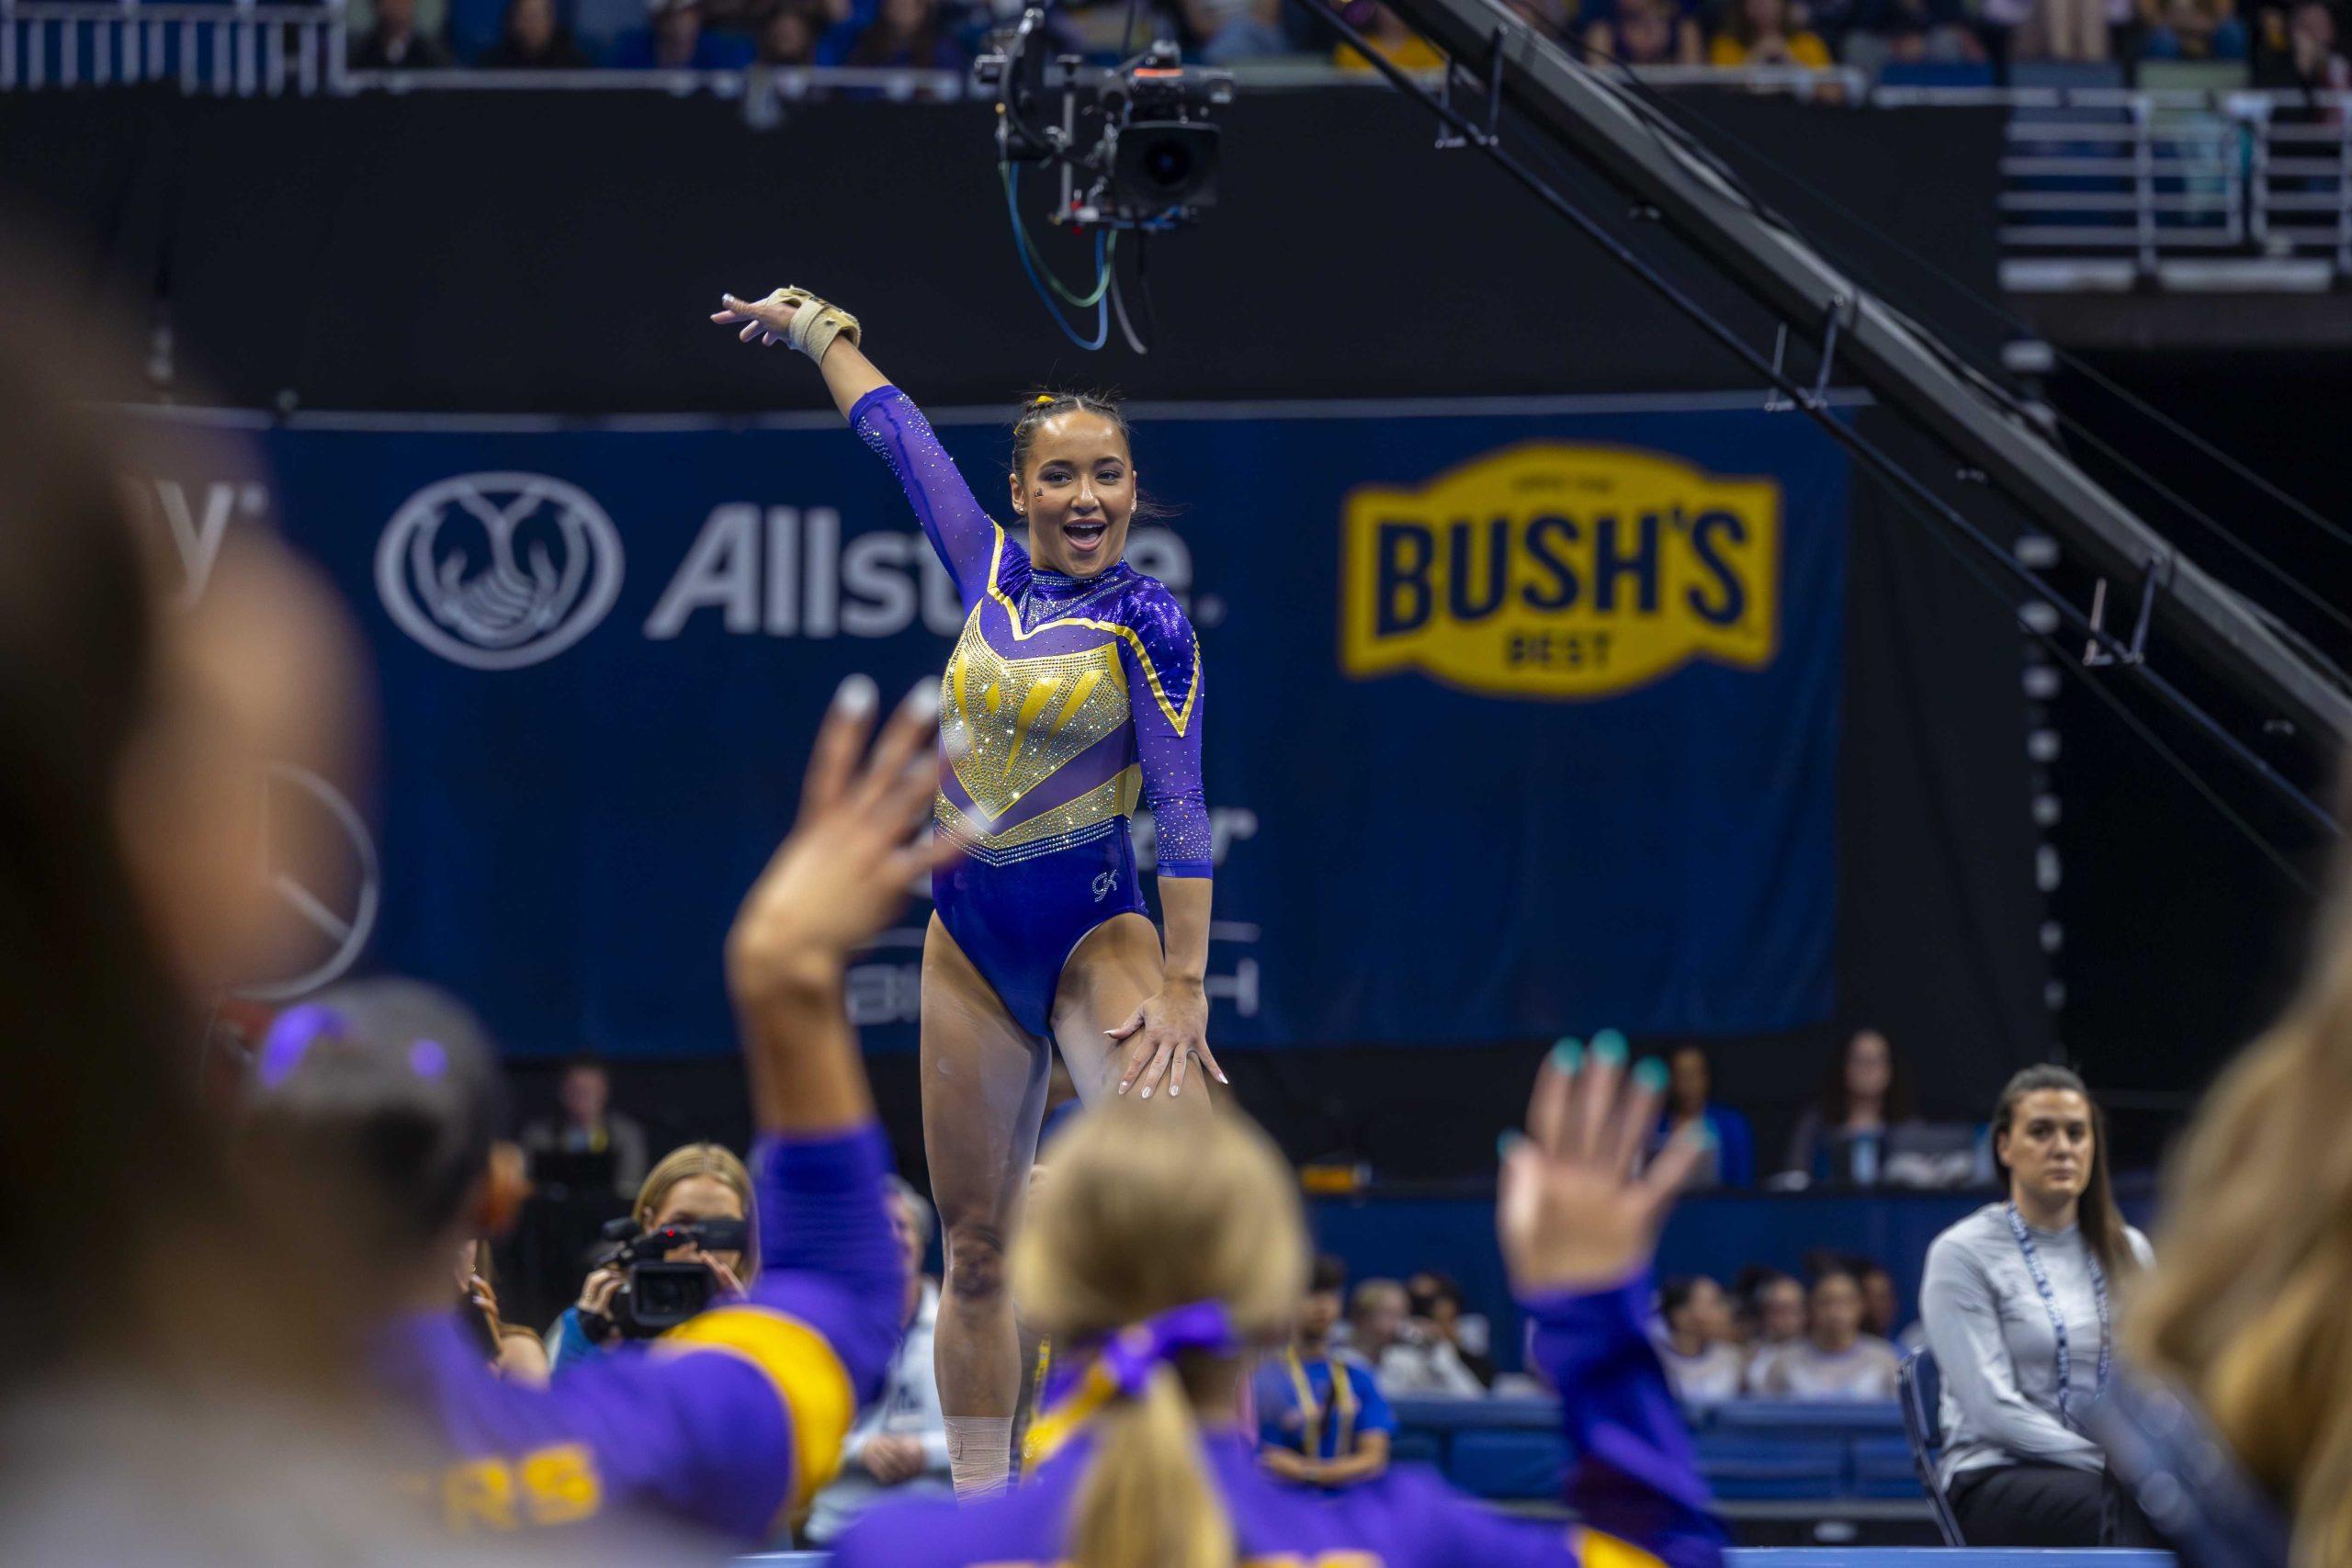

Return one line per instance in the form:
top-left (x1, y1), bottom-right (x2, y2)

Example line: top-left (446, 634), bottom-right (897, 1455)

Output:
top-left (1550, 1038), bottom-right (1583, 1074)
top-left (1591, 1030), bottom-right (1628, 1067)
top-left (1634, 1058), bottom-right (1668, 1094)
top-left (1498, 1132), bottom-right (1527, 1162)
top-left (1684, 1122), bottom-right (1715, 1148)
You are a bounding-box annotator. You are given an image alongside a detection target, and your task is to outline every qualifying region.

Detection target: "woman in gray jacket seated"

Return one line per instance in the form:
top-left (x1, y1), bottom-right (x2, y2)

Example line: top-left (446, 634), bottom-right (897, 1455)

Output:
top-left (1919, 1065), bottom-right (2152, 1546)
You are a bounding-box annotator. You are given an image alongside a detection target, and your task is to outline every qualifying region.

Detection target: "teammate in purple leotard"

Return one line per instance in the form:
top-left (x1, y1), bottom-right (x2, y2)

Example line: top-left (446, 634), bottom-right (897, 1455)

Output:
top-left (714, 286), bottom-right (1222, 1496)
top-left (832, 1045), bottom-right (1728, 1568)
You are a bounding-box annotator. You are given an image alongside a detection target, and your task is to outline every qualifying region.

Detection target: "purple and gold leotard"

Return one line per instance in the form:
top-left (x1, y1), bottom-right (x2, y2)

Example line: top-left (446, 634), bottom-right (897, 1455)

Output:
top-left (852, 385), bottom-right (1210, 1038)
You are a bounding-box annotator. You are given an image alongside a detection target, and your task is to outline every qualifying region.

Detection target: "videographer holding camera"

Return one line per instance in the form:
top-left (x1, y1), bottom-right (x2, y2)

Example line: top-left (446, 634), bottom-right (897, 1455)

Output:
top-left (550, 1144), bottom-right (758, 1373)
top-left (237, 675), bottom-right (956, 1542)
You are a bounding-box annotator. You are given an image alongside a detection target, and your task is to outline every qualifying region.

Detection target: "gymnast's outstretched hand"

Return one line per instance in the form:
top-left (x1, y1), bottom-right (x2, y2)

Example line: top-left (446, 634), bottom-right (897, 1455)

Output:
top-left (1498, 1034), bottom-right (1704, 1294)
top-left (711, 286), bottom-right (891, 419)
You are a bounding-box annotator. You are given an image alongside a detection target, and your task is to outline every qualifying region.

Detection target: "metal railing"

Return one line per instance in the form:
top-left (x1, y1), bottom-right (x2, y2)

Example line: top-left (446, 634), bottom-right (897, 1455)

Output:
top-left (0, 0), bottom-right (346, 93)
top-left (5, 10), bottom-right (2347, 287)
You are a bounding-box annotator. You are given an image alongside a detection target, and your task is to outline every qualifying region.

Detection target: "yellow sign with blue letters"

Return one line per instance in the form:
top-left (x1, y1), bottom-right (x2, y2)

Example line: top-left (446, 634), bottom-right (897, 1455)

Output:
top-left (1340, 442), bottom-right (1781, 700)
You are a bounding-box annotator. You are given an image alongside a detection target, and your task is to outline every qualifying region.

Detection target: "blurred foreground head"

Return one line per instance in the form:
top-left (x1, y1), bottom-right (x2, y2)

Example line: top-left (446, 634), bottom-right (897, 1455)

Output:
top-left (2130, 841), bottom-right (2352, 1566)
top-left (0, 237), bottom-right (365, 1382)
top-left (1011, 1105), bottom-right (1307, 1568)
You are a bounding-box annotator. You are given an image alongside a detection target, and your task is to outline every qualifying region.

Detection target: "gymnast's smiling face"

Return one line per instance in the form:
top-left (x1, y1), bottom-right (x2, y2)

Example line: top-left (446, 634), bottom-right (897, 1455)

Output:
top-left (1010, 410), bottom-right (1136, 579)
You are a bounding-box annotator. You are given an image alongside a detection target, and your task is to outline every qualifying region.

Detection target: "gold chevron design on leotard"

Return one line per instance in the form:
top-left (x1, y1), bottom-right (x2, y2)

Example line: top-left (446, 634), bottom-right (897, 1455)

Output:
top-left (976, 525), bottom-right (1199, 737)
top-left (942, 609), bottom-right (1132, 837)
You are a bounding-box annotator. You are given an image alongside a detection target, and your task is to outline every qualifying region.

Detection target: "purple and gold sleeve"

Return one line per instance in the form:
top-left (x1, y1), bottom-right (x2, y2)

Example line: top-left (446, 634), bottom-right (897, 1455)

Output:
top-left (1123, 582), bottom-right (1211, 877)
top-left (1529, 1276), bottom-right (1727, 1568)
top-left (596, 1123), bottom-right (903, 1538)
top-left (851, 385), bottom-right (1002, 609)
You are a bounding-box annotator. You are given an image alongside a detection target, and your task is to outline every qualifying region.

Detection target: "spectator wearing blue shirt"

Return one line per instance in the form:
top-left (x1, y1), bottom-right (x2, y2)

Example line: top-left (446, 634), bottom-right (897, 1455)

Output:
top-left (813, 0), bottom-right (967, 69)
top-left (1254, 1256), bottom-right (1396, 1489)
top-left (1647, 1043), bottom-right (1756, 1189)
top-left (609, 0), bottom-right (755, 68)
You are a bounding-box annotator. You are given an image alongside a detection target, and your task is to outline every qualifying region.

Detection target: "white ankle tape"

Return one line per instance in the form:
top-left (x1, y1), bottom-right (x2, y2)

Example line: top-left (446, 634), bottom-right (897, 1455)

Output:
top-left (944, 1415), bottom-right (1013, 1499)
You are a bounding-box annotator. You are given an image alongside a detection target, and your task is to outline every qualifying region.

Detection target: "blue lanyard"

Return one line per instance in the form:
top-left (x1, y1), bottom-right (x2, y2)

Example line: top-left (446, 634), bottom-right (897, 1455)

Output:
top-left (2005, 1202), bottom-right (2109, 1426)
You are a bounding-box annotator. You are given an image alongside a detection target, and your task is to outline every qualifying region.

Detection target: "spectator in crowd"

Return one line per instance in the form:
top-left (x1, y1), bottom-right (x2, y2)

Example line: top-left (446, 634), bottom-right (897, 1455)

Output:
top-left (610, 0), bottom-right (756, 68)
top-left (755, 0), bottom-right (823, 62)
top-left (1987, 0), bottom-right (2130, 61)
top-left (1655, 1277), bottom-right (1747, 1404)
top-left (1757, 1264), bottom-right (1901, 1400)
top-left (1588, 0), bottom-right (1705, 64)
top-left (458, 1237), bottom-right (550, 1386)
top-left (1255, 1256), bottom-right (1396, 1488)
top-left (1856, 1258), bottom-right (1909, 1342)
top-left (1355, 1279), bottom-right (1486, 1397)
top-left (1836, 0), bottom-right (1987, 70)
top-left (350, 0), bottom-right (453, 67)
top-left (1781, 1028), bottom-right (1920, 1186)
top-left (1408, 1270), bottom-right (1496, 1388)
top-left (804, 1176), bottom-right (954, 1544)
top-left (1645, 1044), bottom-right (1756, 1189)
top-left (816, 0), bottom-right (968, 67)
top-left (1505, 0), bottom-right (1577, 45)
top-left (520, 1055), bottom-right (649, 1196)
top-left (1179, 0), bottom-right (1294, 62)
top-left (1334, 3), bottom-right (1447, 68)
top-left (477, 0), bottom-right (591, 65)
top-left (1707, 0), bottom-right (1833, 64)
top-left (2140, 0), bottom-right (2250, 55)
top-left (548, 1141), bottom-right (757, 1373)
top-left (2253, 0), bottom-right (2350, 86)
top-left (1739, 1269), bottom-right (1808, 1389)
top-left (1921, 1065), bottom-right (2152, 1546)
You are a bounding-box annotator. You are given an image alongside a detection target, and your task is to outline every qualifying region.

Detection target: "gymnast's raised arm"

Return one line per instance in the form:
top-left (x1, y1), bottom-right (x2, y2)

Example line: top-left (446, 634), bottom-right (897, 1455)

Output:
top-left (712, 287), bottom-right (999, 607)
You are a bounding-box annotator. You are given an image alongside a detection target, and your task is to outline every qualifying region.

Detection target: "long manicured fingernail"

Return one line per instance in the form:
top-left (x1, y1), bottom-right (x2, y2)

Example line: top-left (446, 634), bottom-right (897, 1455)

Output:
top-left (1550, 1038), bottom-right (1583, 1074)
top-left (1498, 1131), bottom-right (1527, 1162)
top-left (1140, 1084), bottom-right (1152, 1100)
top-left (1216, 1069), bottom-right (1230, 1084)
top-left (1634, 1057), bottom-right (1668, 1094)
top-left (1170, 1082), bottom-right (1181, 1098)
top-left (1591, 1030), bottom-right (1627, 1068)
top-left (834, 673), bottom-right (877, 716)
top-left (903, 678), bottom-right (941, 721)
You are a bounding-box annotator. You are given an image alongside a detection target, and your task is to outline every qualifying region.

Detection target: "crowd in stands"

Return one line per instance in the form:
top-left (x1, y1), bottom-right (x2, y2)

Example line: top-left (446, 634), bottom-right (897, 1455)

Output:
top-left (341, 0), bottom-right (2352, 91)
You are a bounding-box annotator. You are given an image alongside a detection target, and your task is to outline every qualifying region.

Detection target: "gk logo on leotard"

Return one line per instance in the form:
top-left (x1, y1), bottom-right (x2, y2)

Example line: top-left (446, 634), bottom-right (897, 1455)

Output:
top-left (1339, 443), bottom-right (1780, 700)
top-left (377, 473), bottom-right (625, 670)
top-left (1091, 870), bottom-right (1119, 902)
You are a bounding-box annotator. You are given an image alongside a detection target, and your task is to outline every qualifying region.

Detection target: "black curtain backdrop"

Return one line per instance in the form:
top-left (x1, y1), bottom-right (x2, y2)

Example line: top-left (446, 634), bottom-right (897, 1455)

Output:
top-left (0, 88), bottom-right (2008, 410)
top-left (1, 84), bottom-right (2049, 1179)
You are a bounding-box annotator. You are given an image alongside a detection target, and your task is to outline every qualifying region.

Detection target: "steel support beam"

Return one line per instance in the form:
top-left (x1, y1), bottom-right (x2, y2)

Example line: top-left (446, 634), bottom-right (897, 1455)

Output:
top-left (1374, 0), bottom-right (2352, 752)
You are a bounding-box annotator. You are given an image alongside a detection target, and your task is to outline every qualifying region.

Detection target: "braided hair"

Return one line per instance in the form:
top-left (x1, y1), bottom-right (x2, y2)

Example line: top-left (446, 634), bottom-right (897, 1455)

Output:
top-left (1009, 390), bottom-right (1172, 525)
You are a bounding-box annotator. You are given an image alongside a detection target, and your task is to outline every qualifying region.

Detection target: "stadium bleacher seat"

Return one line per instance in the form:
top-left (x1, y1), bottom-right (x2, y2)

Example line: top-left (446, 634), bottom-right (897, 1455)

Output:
top-left (1694, 1434), bottom-right (1850, 1502)
top-left (1447, 1428), bottom-right (1570, 1500)
top-left (1877, 60), bottom-right (1998, 88)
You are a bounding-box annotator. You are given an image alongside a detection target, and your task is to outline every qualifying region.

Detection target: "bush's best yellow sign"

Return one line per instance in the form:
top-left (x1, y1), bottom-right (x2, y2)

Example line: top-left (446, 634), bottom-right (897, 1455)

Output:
top-left (1340, 442), bottom-right (1781, 700)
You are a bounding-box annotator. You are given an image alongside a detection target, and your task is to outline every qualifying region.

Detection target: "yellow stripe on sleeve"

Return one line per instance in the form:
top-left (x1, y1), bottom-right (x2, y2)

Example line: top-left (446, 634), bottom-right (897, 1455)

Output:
top-left (1578, 1526), bottom-right (1669, 1568)
top-left (657, 1306), bottom-right (858, 1515)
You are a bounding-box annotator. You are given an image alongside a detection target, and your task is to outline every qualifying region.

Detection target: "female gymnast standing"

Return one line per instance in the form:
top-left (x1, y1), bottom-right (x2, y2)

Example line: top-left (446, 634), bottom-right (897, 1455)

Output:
top-left (711, 286), bottom-right (1223, 1497)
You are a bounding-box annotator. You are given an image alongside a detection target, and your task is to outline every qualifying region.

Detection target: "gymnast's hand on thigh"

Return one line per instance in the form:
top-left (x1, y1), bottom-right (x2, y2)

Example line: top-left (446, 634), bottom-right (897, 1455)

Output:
top-left (1106, 983), bottom-right (1226, 1101)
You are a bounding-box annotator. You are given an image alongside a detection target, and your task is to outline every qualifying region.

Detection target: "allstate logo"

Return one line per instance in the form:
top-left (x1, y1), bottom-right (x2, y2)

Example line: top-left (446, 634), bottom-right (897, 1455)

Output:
top-left (376, 473), bottom-right (624, 671)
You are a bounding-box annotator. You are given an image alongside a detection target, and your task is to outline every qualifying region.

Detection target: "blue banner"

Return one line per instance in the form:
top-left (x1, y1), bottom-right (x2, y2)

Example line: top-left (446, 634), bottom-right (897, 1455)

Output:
top-left (129, 396), bottom-right (1847, 1057)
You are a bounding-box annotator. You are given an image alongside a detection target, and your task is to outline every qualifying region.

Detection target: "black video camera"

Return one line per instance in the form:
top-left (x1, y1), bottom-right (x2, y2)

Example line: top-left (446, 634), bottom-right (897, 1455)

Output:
top-left (975, 16), bottom-right (1233, 229)
top-left (589, 1214), bottom-right (751, 1339)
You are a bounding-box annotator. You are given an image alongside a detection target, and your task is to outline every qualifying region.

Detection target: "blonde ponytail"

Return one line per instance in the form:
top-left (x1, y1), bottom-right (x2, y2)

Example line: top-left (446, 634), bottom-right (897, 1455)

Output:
top-left (1012, 1104), bottom-right (1309, 1568)
top-left (1070, 1364), bottom-right (1234, 1568)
